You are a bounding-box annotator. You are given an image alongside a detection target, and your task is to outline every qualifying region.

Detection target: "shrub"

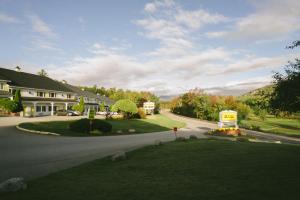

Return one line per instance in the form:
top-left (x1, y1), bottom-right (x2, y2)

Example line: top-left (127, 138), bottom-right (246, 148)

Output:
top-left (13, 89), bottom-right (23, 112)
top-left (111, 99), bottom-right (138, 119)
top-left (69, 118), bottom-right (112, 134)
top-left (69, 118), bottom-right (91, 133)
top-left (134, 107), bottom-right (146, 119)
top-left (0, 99), bottom-right (17, 112)
top-left (92, 120), bottom-right (112, 133)
top-left (72, 96), bottom-right (85, 114)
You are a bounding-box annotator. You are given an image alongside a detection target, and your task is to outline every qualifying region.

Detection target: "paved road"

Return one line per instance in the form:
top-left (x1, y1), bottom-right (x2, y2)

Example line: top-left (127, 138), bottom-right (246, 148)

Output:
top-left (0, 113), bottom-right (211, 182)
top-left (1, 112), bottom-right (299, 182)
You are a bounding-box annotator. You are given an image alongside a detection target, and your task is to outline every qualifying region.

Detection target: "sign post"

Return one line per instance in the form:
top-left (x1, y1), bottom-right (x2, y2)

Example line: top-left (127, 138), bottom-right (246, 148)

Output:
top-left (173, 127), bottom-right (178, 138)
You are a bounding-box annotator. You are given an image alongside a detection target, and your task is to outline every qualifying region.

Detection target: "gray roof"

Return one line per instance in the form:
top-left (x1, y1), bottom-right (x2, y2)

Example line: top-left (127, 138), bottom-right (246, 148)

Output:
top-left (61, 84), bottom-right (98, 98)
top-left (0, 67), bottom-right (74, 92)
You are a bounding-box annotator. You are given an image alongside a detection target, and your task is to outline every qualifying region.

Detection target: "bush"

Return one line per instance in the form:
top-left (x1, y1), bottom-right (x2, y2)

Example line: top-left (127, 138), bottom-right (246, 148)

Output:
top-left (69, 118), bottom-right (91, 133)
top-left (0, 99), bottom-right (17, 112)
top-left (92, 120), bottom-right (112, 133)
top-left (111, 99), bottom-right (138, 119)
top-left (134, 107), bottom-right (146, 119)
top-left (72, 96), bottom-right (85, 114)
top-left (69, 119), bottom-right (112, 134)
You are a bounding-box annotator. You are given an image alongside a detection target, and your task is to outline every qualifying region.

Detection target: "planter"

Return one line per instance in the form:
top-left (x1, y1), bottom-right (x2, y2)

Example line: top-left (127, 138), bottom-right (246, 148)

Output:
top-left (10, 112), bottom-right (20, 117)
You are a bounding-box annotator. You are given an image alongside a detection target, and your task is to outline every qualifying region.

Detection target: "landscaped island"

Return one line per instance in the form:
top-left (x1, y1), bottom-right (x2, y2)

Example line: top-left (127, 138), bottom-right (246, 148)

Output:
top-left (18, 114), bottom-right (185, 136)
top-left (2, 139), bottom-right (300, 200)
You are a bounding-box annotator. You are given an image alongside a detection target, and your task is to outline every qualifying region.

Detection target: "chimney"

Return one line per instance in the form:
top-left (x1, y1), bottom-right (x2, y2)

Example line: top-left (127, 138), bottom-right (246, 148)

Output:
top-left (15, 66), bottom-right (21, 72)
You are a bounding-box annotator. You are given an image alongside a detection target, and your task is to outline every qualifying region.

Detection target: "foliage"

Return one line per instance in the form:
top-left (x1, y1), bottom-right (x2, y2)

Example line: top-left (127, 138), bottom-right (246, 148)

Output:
top-left (134, 107), bottom-right (147, 119)
top-left (239, 85), bottom-right (274, 114)
top-left (72, 96), bottom-right (85, 114)
top-left (271, 58), bottom-right (300, 113)
top-left (92, 120), bottom-right (112, 133)
top-left (81, 86), bottom-right (160, 113)
top-left (170, 90), bottom-right (252, 122)
top-left (69, 118), bottom-right (112, 134)
top-left (99, 102), bottom-right (106, 112)
top-left (13, 89), bottom-right (23, 112)
top-left (0, 98), bottom-right (17, 112)
top-left (112, 99), bottom-right (138, 119)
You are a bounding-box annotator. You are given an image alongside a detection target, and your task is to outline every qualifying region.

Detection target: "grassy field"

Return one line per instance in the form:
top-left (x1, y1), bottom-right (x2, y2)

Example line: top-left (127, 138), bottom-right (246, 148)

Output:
top-left (19, 114), bottom-right (185, 136)
top-left (2, 139), bottom-right (300, 200)
top-left (241, 115), bottom-right (300, 138)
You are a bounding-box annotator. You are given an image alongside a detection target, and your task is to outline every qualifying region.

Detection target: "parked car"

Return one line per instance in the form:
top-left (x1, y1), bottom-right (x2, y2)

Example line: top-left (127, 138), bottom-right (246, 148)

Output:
top-left (67, 110), bottom-right (80, 116)
top-left (56, 109), bottom-right (68, 116)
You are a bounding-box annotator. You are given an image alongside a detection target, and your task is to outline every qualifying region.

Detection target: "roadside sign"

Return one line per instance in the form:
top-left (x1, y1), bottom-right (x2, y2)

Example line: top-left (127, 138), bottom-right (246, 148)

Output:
top-left (218, 110), bottom-right (238, 129)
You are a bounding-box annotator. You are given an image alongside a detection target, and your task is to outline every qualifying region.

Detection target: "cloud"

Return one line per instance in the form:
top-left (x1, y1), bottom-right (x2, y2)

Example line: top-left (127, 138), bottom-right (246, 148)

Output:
top-left (207, 53), bottom-right (300, 75)
top-left (211, 0), bottom-right (300, 41)
top-left (28, 14), bottom-right (57, 38)
top-left (144, 0), bottom-right (175, 13)
top-left (136, 0), bottom-right (228, 57)
top-left (175, 9), bottom-right (228, 29)
top-left (0, 13), bottom-right (20, 24)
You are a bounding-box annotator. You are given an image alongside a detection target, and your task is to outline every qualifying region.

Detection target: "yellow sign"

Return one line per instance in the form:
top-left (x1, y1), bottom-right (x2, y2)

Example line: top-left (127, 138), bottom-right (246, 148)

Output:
top-left (220, 111), bottom-right (237, 122)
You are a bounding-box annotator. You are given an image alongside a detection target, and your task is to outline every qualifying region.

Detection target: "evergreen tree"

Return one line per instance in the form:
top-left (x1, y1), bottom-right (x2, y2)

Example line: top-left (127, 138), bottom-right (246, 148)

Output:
top-left (13, 89), bottom-right (23, 112)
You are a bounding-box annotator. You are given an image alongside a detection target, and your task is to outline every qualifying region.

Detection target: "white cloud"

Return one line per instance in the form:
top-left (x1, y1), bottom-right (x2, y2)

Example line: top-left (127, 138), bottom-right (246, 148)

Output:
top-left (136, 0), bottom-right (228, 58)
top-left (144, 3), bottom-right (157, 13)
top-left (175, 9), bottom-right (228, 29)
top-left (28, 14), bottom-right (57, 38)
top-left (0, 13), bottom-right (20, 24)
top-left (214, 0), bottom-right (300, 41)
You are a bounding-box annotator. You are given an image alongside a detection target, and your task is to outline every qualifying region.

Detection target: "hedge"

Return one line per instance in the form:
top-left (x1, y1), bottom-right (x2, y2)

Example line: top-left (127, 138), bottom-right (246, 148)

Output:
top-left (69, 118), bottom-right (112, 134)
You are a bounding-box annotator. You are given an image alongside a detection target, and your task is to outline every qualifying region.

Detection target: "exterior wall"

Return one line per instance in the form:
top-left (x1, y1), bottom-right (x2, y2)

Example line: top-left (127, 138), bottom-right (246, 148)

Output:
top-left (23, 102), bottom-right (75, 117)
top-left (16, 88), bottom-right (75, 100)
top-left (0, 81), bottom-right (10, 92)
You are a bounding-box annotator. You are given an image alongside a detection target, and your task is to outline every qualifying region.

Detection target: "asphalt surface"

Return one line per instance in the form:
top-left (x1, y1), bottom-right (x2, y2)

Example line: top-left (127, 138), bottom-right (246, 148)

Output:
top-left (0, 112), bottom-right (299, 182)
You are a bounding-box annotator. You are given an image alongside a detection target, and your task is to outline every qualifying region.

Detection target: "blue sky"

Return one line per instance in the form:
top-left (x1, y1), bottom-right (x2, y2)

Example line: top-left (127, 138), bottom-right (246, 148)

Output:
top-left (0, 0), bottom-right (299, 95)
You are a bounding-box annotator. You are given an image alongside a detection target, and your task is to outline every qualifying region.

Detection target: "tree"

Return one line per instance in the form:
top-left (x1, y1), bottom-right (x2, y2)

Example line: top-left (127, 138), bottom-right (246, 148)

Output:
top-left (37, 69), bottom-right (48, 77)
top-left (111, 99), bottom-right (138, 119)
top-left (271, 41), bottom-right (300, 113)
top-left (13, 89), bottom-right (23, 112)
top-left (72, 96), bottom-right (85, 114)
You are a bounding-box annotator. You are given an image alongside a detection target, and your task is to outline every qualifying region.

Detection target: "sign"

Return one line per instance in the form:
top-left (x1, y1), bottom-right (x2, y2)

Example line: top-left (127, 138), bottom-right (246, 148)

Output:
top-left (220, 111), bottom-right (237, 122)
top-left (143, 101), bottom-right (155, 114)
top-left (218, 110), bottom-right (238, 129)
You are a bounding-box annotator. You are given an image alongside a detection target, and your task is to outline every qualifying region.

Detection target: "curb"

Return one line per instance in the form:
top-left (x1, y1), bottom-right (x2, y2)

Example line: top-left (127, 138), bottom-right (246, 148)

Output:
top-left (16, 125), bottom-right (60, 136)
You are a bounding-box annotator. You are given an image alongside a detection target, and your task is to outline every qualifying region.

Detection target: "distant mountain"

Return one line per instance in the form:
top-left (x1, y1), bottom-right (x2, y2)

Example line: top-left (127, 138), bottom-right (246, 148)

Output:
top-left (159, 94), bottom-right (180, 101)
top-left (241, 84), bottom-right (274, 97)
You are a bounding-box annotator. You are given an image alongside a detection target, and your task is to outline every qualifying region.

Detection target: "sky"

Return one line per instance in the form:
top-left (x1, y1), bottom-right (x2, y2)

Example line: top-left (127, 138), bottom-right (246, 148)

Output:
top-left (0, 0), bottom-right (300, 96)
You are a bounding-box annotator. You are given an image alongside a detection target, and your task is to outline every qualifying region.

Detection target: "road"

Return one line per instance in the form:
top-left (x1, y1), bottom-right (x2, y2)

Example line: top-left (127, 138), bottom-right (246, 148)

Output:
top-left (0, 112), bottom-right (299, 182)
top-left (0, 113), bottom-right (211, 182)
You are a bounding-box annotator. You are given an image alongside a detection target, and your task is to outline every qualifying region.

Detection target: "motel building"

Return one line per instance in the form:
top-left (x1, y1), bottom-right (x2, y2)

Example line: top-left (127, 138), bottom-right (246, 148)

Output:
top-left (0, 67), bottom-right (111, 117)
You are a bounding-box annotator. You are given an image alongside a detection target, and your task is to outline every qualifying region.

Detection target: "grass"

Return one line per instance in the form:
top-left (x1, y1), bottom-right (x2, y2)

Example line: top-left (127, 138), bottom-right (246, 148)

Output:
top-left (19, 114), bottom-right (186, 137)
top-left (241, 115), bottom-right (300, 138)
top-left (2, 139), bottom-right (300, 200)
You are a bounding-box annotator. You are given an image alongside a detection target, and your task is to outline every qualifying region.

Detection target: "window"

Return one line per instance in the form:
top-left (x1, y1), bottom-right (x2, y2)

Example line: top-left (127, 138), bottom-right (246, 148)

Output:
top-left (49, 93), bottom-right (56, 98)
top-left (42, 106), bottom-right (46, 112)
top-left (48, 106), bottom-right (52, 111)
top-left (36, 106), bottom-right (41, 112)
top-left (0, 83), bottom-right (4, 90)
top-left (67, 94), bottom-right (71, 99)
top-left (37, 92), bottom-right (45, 97)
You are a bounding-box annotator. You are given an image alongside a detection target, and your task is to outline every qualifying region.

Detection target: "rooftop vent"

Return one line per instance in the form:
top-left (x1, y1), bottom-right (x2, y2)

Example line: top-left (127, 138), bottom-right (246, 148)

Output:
top-left (15, 66), bottom-right (21, 72)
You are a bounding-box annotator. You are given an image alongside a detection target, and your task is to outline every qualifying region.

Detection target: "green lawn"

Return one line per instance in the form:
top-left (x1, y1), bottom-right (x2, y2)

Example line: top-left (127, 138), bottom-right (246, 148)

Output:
top-left (241, 115), bottom-right (300, 138)
top-left (19, 114), bottom-right (185, 136)
top-left (2, 139), bottom-right (300, 200)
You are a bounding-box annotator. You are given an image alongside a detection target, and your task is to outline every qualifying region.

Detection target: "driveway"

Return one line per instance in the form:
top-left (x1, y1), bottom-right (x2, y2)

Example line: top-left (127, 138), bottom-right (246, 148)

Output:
top-left (0, 114), bottom-right (206, 182)
top-left (0, 113), bottom-right (299, 182)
